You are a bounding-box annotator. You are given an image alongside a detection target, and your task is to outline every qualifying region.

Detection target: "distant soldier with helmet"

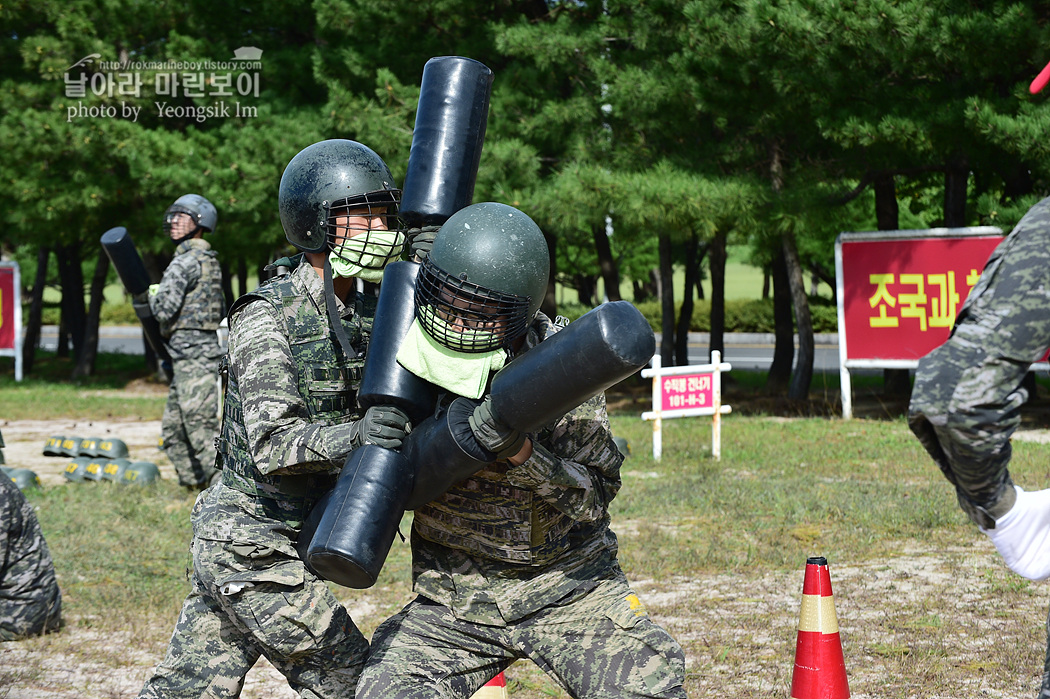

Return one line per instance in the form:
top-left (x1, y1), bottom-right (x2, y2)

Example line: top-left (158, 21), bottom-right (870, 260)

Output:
top-left (136, 140), bottom-right (412, 698)
top-left (356, 202), bottom-right (687, 699)
top-left (139, 193), bottom-right (226, 489)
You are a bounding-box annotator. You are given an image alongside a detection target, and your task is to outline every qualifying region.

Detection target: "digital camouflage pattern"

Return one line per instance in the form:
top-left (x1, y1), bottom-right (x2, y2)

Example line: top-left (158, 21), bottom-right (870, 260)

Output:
top-left (357, 312), bottom-right (687, 698)
top-left (162, 354), bottom-right (222, 488)
top-left (149, 237), bottom-right (225, 488)
top-left (359, 573), bottom-right (686, 699)
top-left (909, 196), bottom-right (1050, 529)
top-left (137, 501), bottom-right (368, 698)
top-left (215, 262), bottom-right (371, 485)
top-left (138, 261), bottom-right (374, 699)
top-left (149, 238), bottom-right (224, 340)
top-left (908, 196), bottom-right (1050, 699)
top-left (0, 475), bottom-right (62, 641)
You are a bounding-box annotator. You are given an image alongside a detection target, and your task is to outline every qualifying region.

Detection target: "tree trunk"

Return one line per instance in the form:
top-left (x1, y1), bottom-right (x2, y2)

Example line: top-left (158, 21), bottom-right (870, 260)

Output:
top-left (21, 247), bottom-right (49, 375)
top-left (237, 256), bottom-right (249, 299)
top-left (592, 219), bottom-right (621, 302)
top-left (633, 269), bottom-right (659, 303)
top-left (784, 232), bottom-right (814, 400)
top-left (574, 275), bottom-right (597, 307)
top-left (694, 242), bottom-right (708, 302)
top-left (708, 229), bottom-right (727, 361)
top-left (766, 250), bottom-right (793, 394)
top-left (57, 319), bottom-right (69, 359)
top-left (73, 249), bottom-right (109, 378)
top-left (220, 260), bottom-right (235, 309)
top-left (256, 259), bottom-right (267, 293)
top-left (874, 173), bottom-right (911, 397)
top-left (675, 232), bottom-right (699, 365)
top-left (56, 242), bottom-right (86, 362)
top-left (541, 231), bottom-right (557, 319)
top-left (658, 233), bottom-right (675, 366)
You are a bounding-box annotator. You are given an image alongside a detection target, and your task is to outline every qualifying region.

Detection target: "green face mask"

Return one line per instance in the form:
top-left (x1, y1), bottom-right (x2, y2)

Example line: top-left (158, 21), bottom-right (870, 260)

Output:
top-left (396, 315), bottom-right (507, 399)
top-left (330, 230), bottom-right (405, 282)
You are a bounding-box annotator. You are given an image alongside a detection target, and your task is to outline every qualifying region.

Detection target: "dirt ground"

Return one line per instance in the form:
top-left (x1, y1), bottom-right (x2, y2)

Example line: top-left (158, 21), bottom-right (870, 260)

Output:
top-left (1, 417), bottom-right (174, 487)
top-left (3, 403), bottom-right (1050, 697)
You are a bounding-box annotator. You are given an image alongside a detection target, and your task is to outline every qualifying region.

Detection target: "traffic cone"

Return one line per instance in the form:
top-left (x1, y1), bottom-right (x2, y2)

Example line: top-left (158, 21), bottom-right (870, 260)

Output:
top-left (470, 671), bottom-right (508, 699)
top-left (790, 556), bottom-right (850, 699)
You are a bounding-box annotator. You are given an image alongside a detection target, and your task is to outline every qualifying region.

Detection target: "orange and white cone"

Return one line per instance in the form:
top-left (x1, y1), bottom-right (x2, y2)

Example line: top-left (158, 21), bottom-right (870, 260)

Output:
top-left (470, 671), bottom-right (508, 699)
top-left (790, 556), bottom-right (850, 699)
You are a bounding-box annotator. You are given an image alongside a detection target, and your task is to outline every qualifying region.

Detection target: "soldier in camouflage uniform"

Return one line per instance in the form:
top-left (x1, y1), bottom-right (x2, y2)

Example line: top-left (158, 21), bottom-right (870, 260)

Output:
top-left (137, 140), bottom-right (412, 698)
top-left (909, 195), bottom-right (1050, 697)
top-left (357, 203), bottom-right (687, 699)
top-left (0, 471), bottom-right (62, 641)
top-left (144, 193), bottom-right (226, 489)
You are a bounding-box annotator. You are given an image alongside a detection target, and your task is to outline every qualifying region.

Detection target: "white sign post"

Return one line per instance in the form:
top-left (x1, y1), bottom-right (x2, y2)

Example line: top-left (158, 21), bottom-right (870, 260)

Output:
top-left (641, 351), bottom-right (732, 460)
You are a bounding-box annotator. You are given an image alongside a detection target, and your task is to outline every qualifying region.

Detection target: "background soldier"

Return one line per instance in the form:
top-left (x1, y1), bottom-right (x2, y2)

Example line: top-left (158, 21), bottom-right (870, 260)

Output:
top-left (909, 195), bottom-right (1050, 696)
top-left (140, 193), bottom-right (225, 489)
top-left (0, 470), bottom-right (62, 641)
top-left (357, 202), bottom-right (687, 699)
top-left (136, 139), bottom-right (412, 698)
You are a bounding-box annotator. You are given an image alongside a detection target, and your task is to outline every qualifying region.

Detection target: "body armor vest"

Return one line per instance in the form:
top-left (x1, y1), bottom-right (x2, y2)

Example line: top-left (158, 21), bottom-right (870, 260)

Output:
top-left (413, 461), bottom-right (575, 566)
top-left (413, 315), bottom-right (575, 566)
top-left (169, 244), bottom-right (225, 333)
top-left (217, 273), bottom-right (375, 521)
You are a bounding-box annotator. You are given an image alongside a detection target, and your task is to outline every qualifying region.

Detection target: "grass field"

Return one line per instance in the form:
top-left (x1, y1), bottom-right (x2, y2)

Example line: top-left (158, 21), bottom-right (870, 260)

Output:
top-left (3, 352), bottom-right (1050, 697)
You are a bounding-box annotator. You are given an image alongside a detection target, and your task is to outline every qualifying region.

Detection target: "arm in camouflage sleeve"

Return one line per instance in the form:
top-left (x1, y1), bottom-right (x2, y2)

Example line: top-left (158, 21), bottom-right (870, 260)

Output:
top-left (228, 299), bottom-right (358, 476)
top-left (909, 198), bottom-right (1050, 526)
top-left (505, 392), bottom-right (623, 523)
top-left (909, 344), bottom-right (1027, 525)
top-left (148, 251), bottom-right (199, 328)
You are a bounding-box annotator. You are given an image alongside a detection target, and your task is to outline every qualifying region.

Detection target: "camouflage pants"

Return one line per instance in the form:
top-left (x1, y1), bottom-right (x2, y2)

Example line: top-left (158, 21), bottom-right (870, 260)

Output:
top-left (138, 536), bottom-right (368, 698)
top-left (0, 594), bottom-right (63, 641)
top-left (163, 355), bottom-right (221, 488)
top-left (1040, 605), bottom-right (1050, 699)
top-left (357, 575), bottom-right (687, 699)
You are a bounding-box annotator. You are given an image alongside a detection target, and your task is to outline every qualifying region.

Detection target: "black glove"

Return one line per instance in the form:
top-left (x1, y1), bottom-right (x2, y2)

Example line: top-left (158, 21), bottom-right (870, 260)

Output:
top-left (350, 406), bottom-right (412, 450)
top-left (468, 396), bottom-right (525, 461)
top-left (407, 225), bottom-right (442, 262)
top-left (131, 289), bottom-right (153, 322)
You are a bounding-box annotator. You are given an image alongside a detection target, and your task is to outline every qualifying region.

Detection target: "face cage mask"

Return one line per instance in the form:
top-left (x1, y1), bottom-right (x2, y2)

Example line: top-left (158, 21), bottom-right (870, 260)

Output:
top-left (415, 256), bottom-right (531, 353)
top-left (325, 191), bottom-right (405, 271)
top-left (163, 204), bottom-right (202, 242)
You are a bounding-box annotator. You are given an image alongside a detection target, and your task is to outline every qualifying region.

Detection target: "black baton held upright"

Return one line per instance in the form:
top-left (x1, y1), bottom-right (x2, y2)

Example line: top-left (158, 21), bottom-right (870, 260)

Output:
top-left (400, 56), bottom-right (494, 229)
top-left (99, 227), bottom-right (173, 378)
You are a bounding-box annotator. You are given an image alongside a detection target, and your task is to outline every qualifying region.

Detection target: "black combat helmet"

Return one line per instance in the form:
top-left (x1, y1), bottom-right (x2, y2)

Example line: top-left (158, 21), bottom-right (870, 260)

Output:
top-left (278, 139), bottom-right (403, 260)
top-left (415, 201), bottom-right (549, 353)
top-left (164, 194), bottom-right (217, 237)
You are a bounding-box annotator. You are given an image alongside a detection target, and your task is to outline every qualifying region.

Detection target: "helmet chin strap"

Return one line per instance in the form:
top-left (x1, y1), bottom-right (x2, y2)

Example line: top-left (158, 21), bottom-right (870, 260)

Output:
top-left (323, 256), bottom-right (358, 361)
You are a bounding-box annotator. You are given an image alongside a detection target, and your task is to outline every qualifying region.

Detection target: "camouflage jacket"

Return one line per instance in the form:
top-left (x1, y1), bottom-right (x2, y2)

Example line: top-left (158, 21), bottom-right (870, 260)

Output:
top-left (0, 476), bottom-right (62, 639)
top-left (195, 261), bottom-right (371, 544)
top-left (148, 238), bottom-right (225, 358)
top-left (909, 196), bottom-right (1050, 527)
top-left (412, 313), bottom-right (625, 625)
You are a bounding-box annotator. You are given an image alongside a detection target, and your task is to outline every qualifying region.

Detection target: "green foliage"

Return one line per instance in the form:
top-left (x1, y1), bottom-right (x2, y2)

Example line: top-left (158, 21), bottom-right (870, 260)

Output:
top-left (629, 297), bottom-right (839, 334)
top-left (7, 0), bottom-right (1050, 386)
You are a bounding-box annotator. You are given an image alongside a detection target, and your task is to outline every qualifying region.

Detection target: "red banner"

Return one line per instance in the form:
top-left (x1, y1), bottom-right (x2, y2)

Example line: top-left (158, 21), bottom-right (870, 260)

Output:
top-left (0, 266), bottom-right (14, 351)
top-left (838, 232), bottom-right (1003, 362)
